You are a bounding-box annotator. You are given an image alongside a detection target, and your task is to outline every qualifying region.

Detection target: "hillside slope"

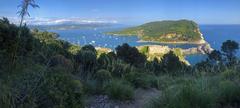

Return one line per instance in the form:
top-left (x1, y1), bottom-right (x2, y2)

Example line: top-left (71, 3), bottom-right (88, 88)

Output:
top-left (109, 20), bottom-right (204, 44)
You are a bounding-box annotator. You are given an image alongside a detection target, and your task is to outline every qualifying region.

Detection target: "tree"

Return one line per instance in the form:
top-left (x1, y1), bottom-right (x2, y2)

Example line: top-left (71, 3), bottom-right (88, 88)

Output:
top-left (74, 45), bottom-right (97, 79)
top-left (116, 43), bottom-right (146, 67)
top-left (95, 69), bottom-right (112, 86)
top-left (221, 40), bottom-right (239, 63)
top-left (161, 51), bottom-right (186, 75)
top-left (0, 18), bottom-right (34, 68)
top-left (207, 50), bottom-right (222, 64)
top-left (10, 0), bottom-right (39, 67)
top-left (146, 58), bottom-right (162, 75)
top-left (81, 45), bottom-right (97, 54)
top-left (17, 0), bottom-right (39, 28)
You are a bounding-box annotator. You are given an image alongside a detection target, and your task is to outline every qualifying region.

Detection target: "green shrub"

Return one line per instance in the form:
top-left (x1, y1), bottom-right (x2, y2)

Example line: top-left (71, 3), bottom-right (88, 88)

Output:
top-left (220, 69), bottom-right (239, 80)
top-left (105, 79), bottom-right (134, 100)
top-left (49, 54), bottom-right (73, 72)
top-left (44, 71), bottom-right (84, 108)
top-left (160, 51), bottom-right (187, 76)
top-left (149, 76), bottom-right (162, 89)
top-left (116, 43), bottom-right (147, 67)
top-left (152, 75), bottom-right (175, 90)
top-left (146, 82), bottom-right (216, 108)
top-left (0, 81), bottom-right (13, 108)
top-left (125, 72), bottom-right (155, 89)
top-left (95, 69), bottom-right (112, 83)
top-left (110, 60), bottom-right (132, 78)
top-left (74, 48), bottom-right (97, 78)
top-left (217, 80), bottom-right (240, 107)
top-left (83, 79), bottom-right (99, 94)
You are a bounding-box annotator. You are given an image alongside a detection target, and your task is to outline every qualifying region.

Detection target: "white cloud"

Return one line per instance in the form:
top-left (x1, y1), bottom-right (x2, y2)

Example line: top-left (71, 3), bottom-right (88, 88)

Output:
top-left (6, 17), bottom-right (119, 25)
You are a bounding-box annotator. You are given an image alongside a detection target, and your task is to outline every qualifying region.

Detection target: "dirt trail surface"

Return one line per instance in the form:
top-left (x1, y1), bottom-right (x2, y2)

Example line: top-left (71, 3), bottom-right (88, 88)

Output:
top-left (85, 88), bottom-right (161, 108)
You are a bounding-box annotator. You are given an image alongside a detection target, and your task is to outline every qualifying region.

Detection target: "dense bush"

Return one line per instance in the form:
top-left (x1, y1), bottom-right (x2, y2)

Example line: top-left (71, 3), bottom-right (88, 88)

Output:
top-left (0, 65), bottom-right (84, 108)
top-left (146, 81), bottom-right (216, 108)
top-left (43, 70), bottom-right (84, 108)
top-left (146, 75), bottom-right (240, 108)
top-left (145, 58), bottom-right (162, 75)
top-left (49, 54), bottom-right (73, 71)
top-left (125, 72), bottom-right (155, 88)
top-left (221, 40), bottom-right (239, 63)
top-left (116, 43), bottom-right (147, 67)
top-left (0, 18), bottom-right (34, 66)
top-left (0, 81), bottom-right (12, 108)
top-left (105, 79), bottom-right (134, 100)
top-left (95, 69), bottom-right (112, 88)
top-left (217, 80), bottom-right (240, 107)
top-left (74, 46), bottom-right (97, 78)
top-left (161, 51), bottom-right (187, 75)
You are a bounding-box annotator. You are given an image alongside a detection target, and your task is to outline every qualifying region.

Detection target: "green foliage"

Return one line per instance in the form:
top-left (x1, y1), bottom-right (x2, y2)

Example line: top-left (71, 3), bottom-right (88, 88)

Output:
top-left (43, 70), bottom-right (84, 108)
top-left (68, 45), bottom-right (81, 55)
top-left (105, 79), bottom-right (134, 100)
top-left (0, 65), bottom-right (84, 108)
top-left (95, 69), bottom-right (112, 85)
top-left (0, 18), bottom-right (34, 63)
top-left (145, 58), bottom-right (162, 75)
top-left (220, 69), bottom-right (239, 80)
top-left (49, 54), bottom-right (73, 71)
top-left (18, 0), bottom-right (39, 27)
top-left (74, 45), bottom-right (97, 78)
top-left (81, 45), bottom-right (97, 54)
top-left (154, 75), bottom-right (174, 89)
top-left (218, 80), bottom-right (240, 107)
top-left (1, 65), bottom-right (46, 108)
top-left (146, 73), bottom-right (240, 108)
top-left (110, 60), bottom-right (132, 78)
top-left (116, 43), bottom-right (147, 67)
top-left (97, 53), bottom-right (115, 69)
top-left (125, 72), bottom-right (155, 88)
top-left (221, 40), bottom-right (239, 63)
top-left (0, 81), bottom-right (13, 108)
top-left (32, 30), bottom-right (73, 63)
top-left (221, 40), bottom-right (239, 56)
top-left (109, 20), bottom-right (202, 42)
top-left (208, 50), bottom-right (222, 62)
top-left (146, 81), bottom-right (216, 108)
top-left (98, 52), bottom-right (133, 78)
top-left (161, 51), bottom-right (186, 75)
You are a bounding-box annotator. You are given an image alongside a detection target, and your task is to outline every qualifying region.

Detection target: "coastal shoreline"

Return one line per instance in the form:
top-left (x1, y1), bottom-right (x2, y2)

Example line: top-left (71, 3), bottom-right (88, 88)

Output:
top-left (137, 39), bottom-right (206, 45)
top-left (110, 32), bottom-right (207, 45)
top-left (137, 30), bottom-right (207, 45)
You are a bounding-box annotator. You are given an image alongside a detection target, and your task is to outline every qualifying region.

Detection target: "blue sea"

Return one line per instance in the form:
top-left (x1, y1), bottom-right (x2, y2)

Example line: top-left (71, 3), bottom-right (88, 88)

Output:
top-left (50, 25), bottom-right (240, 65)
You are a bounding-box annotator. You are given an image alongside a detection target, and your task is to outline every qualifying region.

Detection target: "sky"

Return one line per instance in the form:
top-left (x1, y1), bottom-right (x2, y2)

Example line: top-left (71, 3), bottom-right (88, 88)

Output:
top-left (0, 0), bottom-right (240, 25)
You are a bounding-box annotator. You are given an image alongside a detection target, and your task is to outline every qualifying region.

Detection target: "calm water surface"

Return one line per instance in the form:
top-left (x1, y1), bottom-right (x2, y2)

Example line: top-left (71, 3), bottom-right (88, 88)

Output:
top-left (50, 25), bottom-right (240, 65)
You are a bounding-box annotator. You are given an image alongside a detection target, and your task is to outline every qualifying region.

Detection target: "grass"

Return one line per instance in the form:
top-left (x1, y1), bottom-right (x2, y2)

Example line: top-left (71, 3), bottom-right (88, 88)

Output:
top-left (145, 73), bottom-right (240, 108)
top-left (105, 79), bottom-right (134, 100)
top-left (218, 80), bottom-right (240, 107)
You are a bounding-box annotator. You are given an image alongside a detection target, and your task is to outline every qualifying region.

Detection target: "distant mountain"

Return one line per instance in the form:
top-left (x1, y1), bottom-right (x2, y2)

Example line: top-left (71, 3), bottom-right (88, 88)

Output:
top-left (29, 23), bottom-right (116, 30)
top-left (108, 20), bottom-right (204, 44)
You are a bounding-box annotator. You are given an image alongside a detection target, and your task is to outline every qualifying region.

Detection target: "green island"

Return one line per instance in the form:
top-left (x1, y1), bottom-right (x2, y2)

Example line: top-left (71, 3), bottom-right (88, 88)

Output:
top-left (108, 20), bottom-right (206, 44)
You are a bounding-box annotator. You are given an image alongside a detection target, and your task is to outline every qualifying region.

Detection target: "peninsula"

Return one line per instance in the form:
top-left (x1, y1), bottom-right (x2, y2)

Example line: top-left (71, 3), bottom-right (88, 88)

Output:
top-left (108, 20), bottom-right (206, 44)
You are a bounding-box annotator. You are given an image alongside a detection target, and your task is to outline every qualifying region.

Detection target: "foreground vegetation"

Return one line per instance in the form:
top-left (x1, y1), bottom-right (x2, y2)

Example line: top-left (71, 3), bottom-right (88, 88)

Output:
top-left (108, 20), bottom-right (203, 43)
top-left (0, 18), bottom-right (240, 108)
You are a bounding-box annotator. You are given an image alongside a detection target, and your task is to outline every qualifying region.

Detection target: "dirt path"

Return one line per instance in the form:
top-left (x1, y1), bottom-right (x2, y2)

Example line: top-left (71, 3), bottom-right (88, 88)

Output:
top-left (85, 88), bottom-right (161, 108)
